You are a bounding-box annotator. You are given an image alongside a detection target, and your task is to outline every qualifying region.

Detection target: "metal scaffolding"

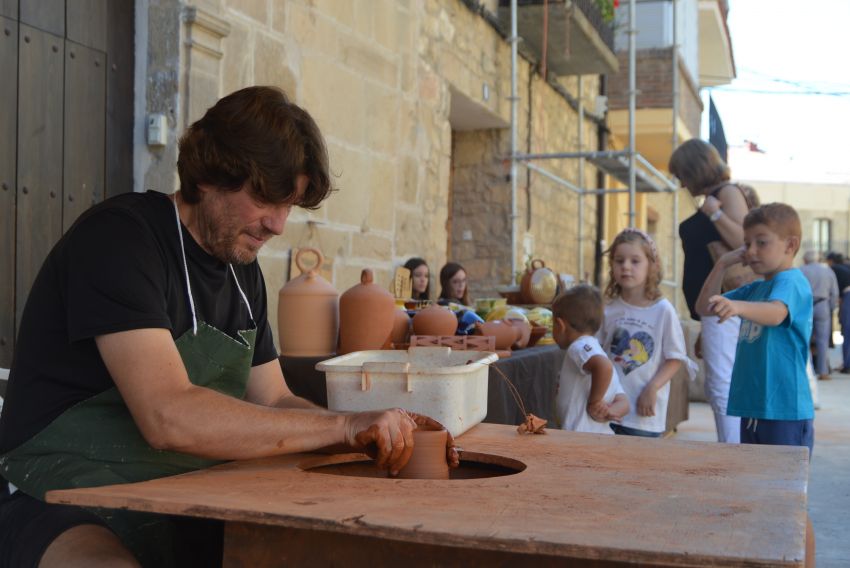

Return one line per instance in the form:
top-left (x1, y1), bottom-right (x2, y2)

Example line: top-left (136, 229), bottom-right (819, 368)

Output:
top-left (507, 0), bottom-right (681, 294)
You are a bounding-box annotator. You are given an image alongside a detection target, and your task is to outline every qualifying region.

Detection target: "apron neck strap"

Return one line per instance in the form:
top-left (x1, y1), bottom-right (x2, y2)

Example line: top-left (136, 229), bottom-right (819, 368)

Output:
top-left (171, 194), bottom-right (256, 335)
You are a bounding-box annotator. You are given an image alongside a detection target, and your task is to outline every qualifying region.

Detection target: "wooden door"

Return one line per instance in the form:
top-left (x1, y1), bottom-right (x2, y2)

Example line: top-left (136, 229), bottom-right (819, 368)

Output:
top-left (0, 0), bottom-right (133, 367)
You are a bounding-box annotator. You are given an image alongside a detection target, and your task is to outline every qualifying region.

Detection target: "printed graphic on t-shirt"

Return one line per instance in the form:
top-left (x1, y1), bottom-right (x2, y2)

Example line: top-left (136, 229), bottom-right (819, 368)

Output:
top-left (738, 319), bottom-right (763, 343)
top-left (610, 326), bottom-right (655, 375)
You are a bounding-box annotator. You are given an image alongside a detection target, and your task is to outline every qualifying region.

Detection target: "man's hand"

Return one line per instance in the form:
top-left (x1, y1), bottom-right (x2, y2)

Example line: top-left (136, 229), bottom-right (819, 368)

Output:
top-left (636, 385), bottom-right (658, 417)
top-left (708, 295), bottom-right (742, 323)
top-left (344, 409), bottom-right (459, 476)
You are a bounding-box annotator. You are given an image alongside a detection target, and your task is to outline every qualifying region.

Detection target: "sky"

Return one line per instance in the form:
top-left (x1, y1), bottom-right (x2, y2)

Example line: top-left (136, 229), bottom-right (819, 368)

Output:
top-left (706, 0), bottom-right (850, 184)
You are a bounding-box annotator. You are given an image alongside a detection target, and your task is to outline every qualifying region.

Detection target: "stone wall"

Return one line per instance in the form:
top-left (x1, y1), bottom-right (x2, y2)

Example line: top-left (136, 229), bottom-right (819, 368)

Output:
top-left (138, 0), bottom-right (604, 347)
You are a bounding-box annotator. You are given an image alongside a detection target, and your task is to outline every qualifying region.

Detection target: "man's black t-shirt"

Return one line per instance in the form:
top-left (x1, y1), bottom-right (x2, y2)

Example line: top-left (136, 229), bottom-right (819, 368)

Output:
top-left (0, 191), bottom-right (278, 453)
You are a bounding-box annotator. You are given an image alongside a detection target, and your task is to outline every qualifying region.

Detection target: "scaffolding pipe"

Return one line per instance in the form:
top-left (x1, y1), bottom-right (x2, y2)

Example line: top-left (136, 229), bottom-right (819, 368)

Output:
top-left (628, 0), bottom-right (637, 227)
top-left (521, 161), bottom-right (584, 194)
top-left (671, 0), bottom-right (680, 308)
top-left (578, 77), bottom-right (585, 280)
top-left (510, 0), bottom-right (519, 280)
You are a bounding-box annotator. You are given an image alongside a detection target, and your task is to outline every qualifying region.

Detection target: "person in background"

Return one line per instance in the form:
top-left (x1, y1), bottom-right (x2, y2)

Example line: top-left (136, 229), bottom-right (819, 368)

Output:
top-left (825, 251), bottom-right (850, 373)
top-left (670, 138), bottom-right (755, 444)
top-left (438, 262), bottom-right (471, 306)
top-left (800, 250), bottom-right (838, 380)
top-left (599, 228), bottom-right (696, 438)
top-left (403, 257), bottom-right (431, 301)
top-left (552, 285), bottom-right (629, 434)
top-left (695, 203), bottom-right (815, 567)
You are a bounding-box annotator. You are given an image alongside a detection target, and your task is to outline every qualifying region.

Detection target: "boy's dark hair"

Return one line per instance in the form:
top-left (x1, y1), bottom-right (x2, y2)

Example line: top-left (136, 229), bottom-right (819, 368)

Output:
top-left (744, 203), bottom-right (802, 254)
top-left (178, 86), bottom-right (333, 209)
top-left (551, 285), bottom-right (603, 334)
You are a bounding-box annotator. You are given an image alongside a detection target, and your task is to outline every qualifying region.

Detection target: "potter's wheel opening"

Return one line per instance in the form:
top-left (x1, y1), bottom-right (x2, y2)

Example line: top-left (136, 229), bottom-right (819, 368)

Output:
top-left (300, 451), bottom-right (526, 480)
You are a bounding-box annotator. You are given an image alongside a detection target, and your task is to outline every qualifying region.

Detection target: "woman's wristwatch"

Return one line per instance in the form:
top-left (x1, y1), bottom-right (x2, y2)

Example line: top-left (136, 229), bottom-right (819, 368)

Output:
top-left (709, 209), bottom-right (723, 222)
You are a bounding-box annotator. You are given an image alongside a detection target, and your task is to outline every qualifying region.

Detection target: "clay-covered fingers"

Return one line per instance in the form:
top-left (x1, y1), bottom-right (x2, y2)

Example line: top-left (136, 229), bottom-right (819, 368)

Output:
top-left (407, 412), bottom-right (460, 468)
top-left (347, 408), bottom-right (417, 473)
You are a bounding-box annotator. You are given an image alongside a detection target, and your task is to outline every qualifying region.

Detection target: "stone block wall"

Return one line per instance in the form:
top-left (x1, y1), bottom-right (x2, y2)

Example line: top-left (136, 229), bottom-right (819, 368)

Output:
top-left (138, 0), bottom-right (605, 347)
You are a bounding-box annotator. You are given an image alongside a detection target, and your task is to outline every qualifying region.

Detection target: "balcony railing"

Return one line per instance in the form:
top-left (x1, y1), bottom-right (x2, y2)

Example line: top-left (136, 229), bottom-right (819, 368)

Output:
top-left (497, 0), bottom-right (619, 76)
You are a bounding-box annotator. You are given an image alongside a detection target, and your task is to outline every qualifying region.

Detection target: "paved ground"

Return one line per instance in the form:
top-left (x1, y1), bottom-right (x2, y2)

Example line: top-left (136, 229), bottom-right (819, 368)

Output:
top-left (674, 360), bottom-right (850, 567)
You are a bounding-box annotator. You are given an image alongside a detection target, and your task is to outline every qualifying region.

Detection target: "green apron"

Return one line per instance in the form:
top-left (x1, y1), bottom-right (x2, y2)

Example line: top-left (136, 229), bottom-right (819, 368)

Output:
top-left (0, 200), bottom-right (257, 566)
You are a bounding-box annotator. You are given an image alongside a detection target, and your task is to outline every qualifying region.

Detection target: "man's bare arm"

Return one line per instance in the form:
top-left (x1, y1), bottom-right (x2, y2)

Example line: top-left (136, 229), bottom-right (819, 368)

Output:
top-left (96, 328), bottom-right (417, 473)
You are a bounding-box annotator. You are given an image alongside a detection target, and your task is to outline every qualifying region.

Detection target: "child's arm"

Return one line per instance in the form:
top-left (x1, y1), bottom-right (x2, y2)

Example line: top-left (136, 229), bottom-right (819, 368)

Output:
top-left (605, 393), bottom-right (630, 422)
top-left (637, 359), bottom-right (682, 417)
top-left (707, 297), bottom-right (788, 327)
top-left (583, 354), bottom-right (613, 422)
top-left (695, 246), bottom-right (745, 317)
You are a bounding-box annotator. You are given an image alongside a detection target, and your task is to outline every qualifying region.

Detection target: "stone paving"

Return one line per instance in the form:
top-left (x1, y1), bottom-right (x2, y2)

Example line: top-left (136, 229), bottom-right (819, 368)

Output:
top-left (674, 365), bottom-right (850, 567)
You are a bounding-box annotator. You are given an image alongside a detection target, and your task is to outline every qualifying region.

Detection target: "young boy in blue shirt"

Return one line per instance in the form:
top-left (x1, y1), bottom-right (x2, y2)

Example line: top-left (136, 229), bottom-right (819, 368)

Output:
top-left (696, 202), bottom-right (815, 566)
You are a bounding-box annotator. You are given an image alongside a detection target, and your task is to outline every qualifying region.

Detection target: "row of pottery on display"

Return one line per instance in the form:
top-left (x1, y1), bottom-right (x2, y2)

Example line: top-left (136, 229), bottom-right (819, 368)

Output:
top-left (278, 248), bottom-right (465, 356)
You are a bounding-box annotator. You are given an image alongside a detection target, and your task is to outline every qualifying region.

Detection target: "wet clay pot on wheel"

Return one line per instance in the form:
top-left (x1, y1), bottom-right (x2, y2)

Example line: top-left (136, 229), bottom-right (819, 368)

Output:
top-left (338, 269), bottom-right (396, 355)
top-left (412, 304), bottom-right (458, 337)
top-left (278, 248), bottom-right (339, 357)
top-left (396, 429), bottom-right (450, 480)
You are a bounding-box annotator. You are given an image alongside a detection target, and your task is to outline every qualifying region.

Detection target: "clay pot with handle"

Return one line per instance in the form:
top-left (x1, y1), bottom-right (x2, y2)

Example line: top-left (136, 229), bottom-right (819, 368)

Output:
top-left (520, 259), bottom-right (559, 305)
top-left (278, 248), bottom-right (339, 357)
top-left (412, 304), bottom-right (458, 337)
top-left (338, 269), bottom-right (396, 354)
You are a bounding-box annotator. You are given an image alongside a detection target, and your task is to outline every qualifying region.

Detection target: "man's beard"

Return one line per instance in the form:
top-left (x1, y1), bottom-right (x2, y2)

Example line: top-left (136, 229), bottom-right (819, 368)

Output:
top-left (196, 198), bottom-right (261, 265)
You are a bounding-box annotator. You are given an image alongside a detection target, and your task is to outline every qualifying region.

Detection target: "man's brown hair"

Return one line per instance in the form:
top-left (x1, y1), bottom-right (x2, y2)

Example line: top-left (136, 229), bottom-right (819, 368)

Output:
top-left (552, 285), bottom-right (603, 334)
top-left (744, 203), bottom-right (802, 254)
top-left (177, 86), bottom-right (332, 208)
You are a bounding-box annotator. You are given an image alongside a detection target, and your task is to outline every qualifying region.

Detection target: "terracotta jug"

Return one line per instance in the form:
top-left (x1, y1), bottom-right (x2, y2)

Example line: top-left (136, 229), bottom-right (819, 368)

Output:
top-left (278, 248), bottom-right (339, 357)
top-left (520, 259), bottom-right (559, 305)
top-left (396, 429), bottom-right (450, 480)
top-left (474, 320), bottom-right (519, 351)
top-left (338, 269), bottom-right (396, 354)
top-left (412, 304), bottom-right (458, 337)
top-left (390, 307), bottom-right (411, 346)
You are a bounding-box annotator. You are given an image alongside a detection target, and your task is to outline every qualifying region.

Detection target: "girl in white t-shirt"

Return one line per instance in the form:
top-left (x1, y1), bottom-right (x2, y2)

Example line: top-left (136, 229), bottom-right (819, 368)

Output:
top-left (552, 285), bottom-right (630, 434)
top-left (599, 228), bottom-right (696, 437)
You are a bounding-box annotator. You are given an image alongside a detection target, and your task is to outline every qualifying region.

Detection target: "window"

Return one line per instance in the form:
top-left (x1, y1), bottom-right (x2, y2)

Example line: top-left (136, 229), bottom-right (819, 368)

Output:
top-left (813, 218), bottom-right (831, 254)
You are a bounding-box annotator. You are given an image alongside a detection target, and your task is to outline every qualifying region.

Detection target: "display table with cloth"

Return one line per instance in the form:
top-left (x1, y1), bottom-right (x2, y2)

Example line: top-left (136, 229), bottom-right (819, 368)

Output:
top-left (47, 423), bottom-right (810, 567)
top-left (280, 344), bottom-right (689, 433)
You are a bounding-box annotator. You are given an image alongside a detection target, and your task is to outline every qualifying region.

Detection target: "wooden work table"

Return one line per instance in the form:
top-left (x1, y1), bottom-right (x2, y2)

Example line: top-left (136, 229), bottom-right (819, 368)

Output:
top-left (47, 424), bottom-right (809, 567)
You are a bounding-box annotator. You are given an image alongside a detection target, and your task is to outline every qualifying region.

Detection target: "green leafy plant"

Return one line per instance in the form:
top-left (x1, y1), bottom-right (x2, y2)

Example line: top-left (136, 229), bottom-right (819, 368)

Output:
top-left (593, 0), bottom-right (619, 23)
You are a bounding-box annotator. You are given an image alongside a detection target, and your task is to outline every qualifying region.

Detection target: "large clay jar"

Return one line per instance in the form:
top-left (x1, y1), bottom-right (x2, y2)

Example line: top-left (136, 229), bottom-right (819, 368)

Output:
top-left (390, 307), bottom-right (412, 346)
top-left (338, 269), bottom-right (395, 354)
top-left (278, 248), bottom-right (339, 357)
top-left (396, 429), bottom-right (450, 480)
top-left (412, 304), bottom-right (458, 337)
top-left (474, 320), bottom-right (519, 351)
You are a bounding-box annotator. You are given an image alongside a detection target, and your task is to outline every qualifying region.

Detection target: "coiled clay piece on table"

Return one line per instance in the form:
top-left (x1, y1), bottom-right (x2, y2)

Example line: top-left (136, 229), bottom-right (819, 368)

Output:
top-left (505, 318), bottom-right (532, 350)
top-left (396, 429), bottom-right (450, 480)
top-left (412, 304), bottom-right (458, 337)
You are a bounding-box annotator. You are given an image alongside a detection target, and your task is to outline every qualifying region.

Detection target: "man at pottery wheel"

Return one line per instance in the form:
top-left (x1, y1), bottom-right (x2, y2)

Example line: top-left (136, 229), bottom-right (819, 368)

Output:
top-left (0, 86), bottom-right (457, 568)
